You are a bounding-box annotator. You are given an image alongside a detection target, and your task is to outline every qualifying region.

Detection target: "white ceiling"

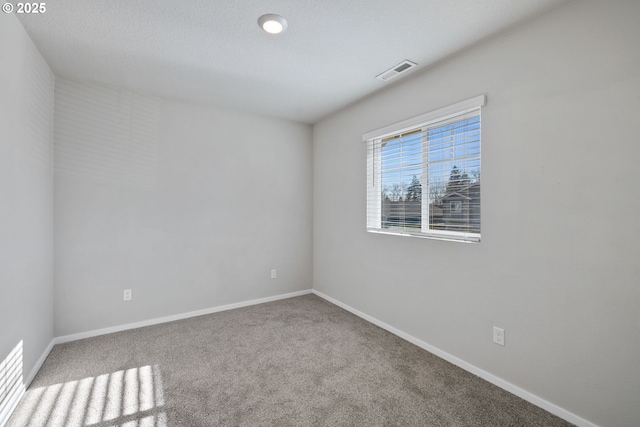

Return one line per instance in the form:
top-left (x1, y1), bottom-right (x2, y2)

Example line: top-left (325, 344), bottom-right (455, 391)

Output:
top-left (18, 0), bottom-right (570, 124)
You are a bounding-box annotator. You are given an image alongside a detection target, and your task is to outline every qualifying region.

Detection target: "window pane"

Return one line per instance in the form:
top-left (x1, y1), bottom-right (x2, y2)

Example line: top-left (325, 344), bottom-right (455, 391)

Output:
top-left (365, 96), bottom-right (483, 242)
top-left (427, 117), bottom-right (480, 234)
top-left (381, 132), bottom-right (422, 232)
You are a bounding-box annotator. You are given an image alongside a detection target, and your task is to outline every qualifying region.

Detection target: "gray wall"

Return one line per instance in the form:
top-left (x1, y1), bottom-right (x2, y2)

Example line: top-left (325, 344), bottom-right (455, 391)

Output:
top-left (312, 1), bottom-right (640, 426)
top-left (54, 79), bottom-right (313, 336)
top-left (0, 12), bottom-right (54, 409)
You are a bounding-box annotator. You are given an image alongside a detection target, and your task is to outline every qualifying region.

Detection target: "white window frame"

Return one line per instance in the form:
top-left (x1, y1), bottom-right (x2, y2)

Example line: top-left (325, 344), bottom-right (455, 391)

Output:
top-left (364, 95), bottom-right (486, 243)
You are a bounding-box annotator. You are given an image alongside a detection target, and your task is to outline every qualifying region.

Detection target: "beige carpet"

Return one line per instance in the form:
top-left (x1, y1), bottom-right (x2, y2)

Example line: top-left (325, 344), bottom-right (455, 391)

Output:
top-left (7, 294), bottom-right (573, 426)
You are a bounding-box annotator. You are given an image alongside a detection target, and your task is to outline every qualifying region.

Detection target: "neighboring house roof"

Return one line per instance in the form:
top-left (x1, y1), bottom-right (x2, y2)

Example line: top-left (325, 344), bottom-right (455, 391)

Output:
top-left (442, 181), bottom-right (480, 201)
top-left (443, 192), bottom-right (471, 201)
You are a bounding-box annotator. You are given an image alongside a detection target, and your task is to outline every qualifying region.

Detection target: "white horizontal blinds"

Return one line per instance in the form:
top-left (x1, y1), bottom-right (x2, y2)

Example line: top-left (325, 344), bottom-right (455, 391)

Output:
top-left (425, 110), bottom-right (481, 237)
top-left (365, 95), bottom-right (483, 242)
top-left (377, 130), bottom-right (423, 233)
top-left (366, 138), bottom-right (381, 229)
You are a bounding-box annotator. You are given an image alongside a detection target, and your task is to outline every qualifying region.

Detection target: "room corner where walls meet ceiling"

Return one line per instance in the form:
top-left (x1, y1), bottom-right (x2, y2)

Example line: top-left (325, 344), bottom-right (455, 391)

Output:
top-left (16, 0), bottom-right (571, 123)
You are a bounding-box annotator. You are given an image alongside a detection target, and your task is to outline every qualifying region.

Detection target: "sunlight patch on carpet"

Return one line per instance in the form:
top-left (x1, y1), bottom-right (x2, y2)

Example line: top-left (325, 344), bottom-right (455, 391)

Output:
top-left (9, 364), bottom-right (166, 427)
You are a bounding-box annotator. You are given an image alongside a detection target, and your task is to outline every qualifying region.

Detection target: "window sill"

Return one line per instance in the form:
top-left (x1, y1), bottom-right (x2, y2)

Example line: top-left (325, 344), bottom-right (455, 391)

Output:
top-left (367, 228), bottom-right (480, 244)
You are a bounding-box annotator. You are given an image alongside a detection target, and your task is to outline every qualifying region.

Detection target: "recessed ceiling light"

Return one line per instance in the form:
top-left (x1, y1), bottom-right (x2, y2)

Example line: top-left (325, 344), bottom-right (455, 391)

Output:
top-left (258, 14), bottom-right (288, 34)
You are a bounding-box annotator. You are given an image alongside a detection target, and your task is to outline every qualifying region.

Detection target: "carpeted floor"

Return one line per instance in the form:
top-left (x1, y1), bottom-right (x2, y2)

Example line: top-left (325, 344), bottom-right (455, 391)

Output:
top-left (7, 294), bottom-right (573, 426)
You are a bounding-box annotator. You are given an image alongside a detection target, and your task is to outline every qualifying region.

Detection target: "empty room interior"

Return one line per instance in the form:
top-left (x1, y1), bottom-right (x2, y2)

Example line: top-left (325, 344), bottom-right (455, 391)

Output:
top-left (1, 0), bottom-right (639, 426)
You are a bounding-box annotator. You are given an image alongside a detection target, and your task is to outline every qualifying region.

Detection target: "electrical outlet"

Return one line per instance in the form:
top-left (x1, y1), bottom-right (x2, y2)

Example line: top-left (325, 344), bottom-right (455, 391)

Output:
top-left (123, 289), bottom-right (132, 301)
top-left (271, 269), bottom-right (277, 279)
top-left (493, 326), bottom-right (505, 346)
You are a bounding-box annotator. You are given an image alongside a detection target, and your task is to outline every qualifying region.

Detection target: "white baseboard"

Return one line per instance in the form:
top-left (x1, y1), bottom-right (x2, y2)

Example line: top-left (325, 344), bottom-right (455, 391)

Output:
top-left (24, 340), bottom-right (55, 387)
top-left (0, 339), bottom-right (54, 427)
top-left (312, 289), bottom-right (598, 427)
top-left (0, 386), bottom-right (23, 427)
top-left (55, 289), bottom-right (313, 344)
top-left (1, 290), bottom-right (312, 427)
top-left (4, 289), bottom-right (596, 427)
top-left (0, 387), bottom-right (23, 427)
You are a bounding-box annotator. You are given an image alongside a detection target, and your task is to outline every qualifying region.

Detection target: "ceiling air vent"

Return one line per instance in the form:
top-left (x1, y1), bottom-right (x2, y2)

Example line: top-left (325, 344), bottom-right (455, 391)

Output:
top-left (376, 60), bottom-right (417, 81)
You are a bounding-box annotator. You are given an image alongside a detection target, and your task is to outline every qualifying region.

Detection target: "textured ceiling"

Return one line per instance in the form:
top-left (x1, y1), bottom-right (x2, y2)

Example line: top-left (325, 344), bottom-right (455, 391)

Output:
top-left (17, 0), bottom-right (570, 123)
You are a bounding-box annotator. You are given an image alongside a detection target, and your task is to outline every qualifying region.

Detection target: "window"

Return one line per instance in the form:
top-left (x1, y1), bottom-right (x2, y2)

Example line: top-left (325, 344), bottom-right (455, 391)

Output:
top-left (364, 95), bottom-right (485, 243)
